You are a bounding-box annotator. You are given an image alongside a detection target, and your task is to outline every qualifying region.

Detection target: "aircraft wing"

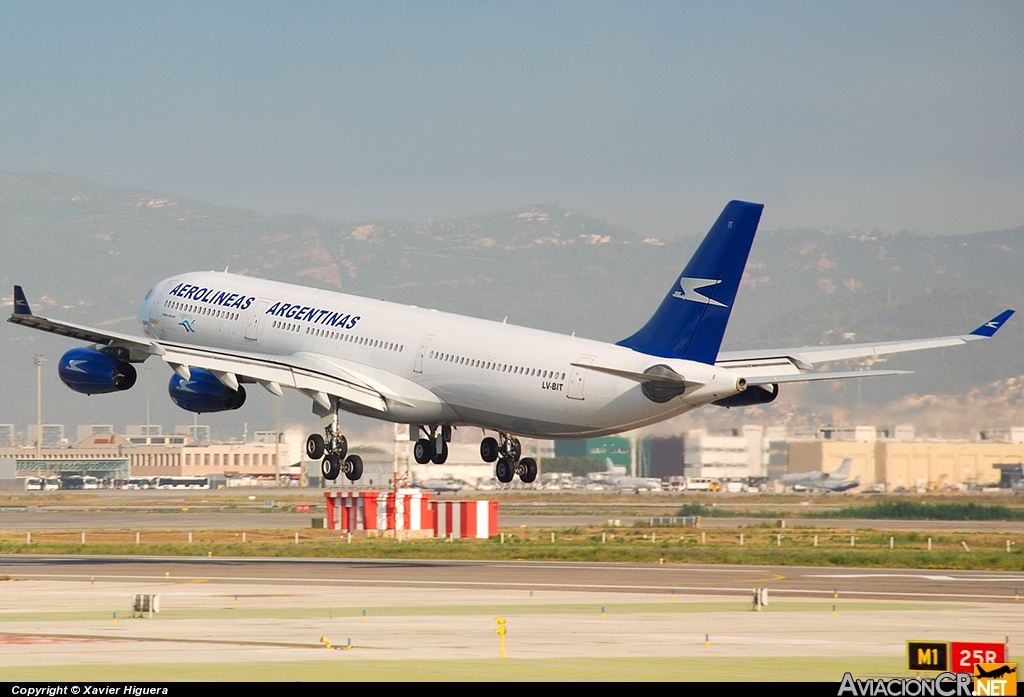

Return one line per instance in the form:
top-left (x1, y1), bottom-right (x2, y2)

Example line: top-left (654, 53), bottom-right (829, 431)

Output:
top-left (8, 311), bottom-right (155, 350)
top-left (716, 310), bottom-right (1014, 383)
top-left (8, 286), bottom-right (159, 360)
top-left (157, 345), bottom-right (389, 413)
top-left (7, 285), bottom-right (389, 413)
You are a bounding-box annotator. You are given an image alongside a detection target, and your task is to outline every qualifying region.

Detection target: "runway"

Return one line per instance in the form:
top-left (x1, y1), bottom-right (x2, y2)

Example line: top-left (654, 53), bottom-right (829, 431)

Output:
top-left (3, 555), bottom-right (1024, 603)
top-left (1, 554), bottom-right (1021, 680)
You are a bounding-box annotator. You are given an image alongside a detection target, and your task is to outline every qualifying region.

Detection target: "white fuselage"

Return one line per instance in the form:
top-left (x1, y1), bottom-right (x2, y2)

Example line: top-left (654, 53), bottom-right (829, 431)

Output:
top-left (140, 271), bottom-right (744, 438)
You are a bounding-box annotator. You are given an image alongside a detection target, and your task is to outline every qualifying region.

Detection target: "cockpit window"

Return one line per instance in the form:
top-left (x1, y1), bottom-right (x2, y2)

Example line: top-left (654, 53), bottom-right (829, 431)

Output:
top-left (144, 288), bottom-right (153, 300)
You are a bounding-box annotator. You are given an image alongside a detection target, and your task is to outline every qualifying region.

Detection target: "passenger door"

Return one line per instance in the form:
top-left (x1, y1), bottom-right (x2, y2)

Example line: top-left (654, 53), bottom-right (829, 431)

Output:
top-left (567, 355), bottom-right (594, 400)
top-left (244, 300), bottom-right (270, 342)
top-left (414, 336), bottom-right (433, 374)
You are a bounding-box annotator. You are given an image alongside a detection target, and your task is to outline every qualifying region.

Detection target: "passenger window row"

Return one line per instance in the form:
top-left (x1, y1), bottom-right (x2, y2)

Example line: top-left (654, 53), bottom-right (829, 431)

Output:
top-left (273, 320), bottom-right (301, 332)
top-left (272, 321), bottom-right (404, 353)
top-left (428, 351), bottom-right (565, 380)
top-left (165, 300), bottom-right (239, 321)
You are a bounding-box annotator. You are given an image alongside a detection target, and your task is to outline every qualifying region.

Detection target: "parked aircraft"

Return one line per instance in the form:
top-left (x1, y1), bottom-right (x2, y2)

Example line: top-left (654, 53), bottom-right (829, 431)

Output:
top-left (412, 477), bottom-right (467, 494)
top-left (781, 458), bottom-right (861, 492)
top-left (9, 201), bottom-right (1013, 485)
top-left (591, 458), bottom-right (663, 491)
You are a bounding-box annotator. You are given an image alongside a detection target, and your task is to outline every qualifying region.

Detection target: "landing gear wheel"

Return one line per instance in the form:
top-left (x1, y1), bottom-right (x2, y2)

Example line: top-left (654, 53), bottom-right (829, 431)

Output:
top-left (321, 453), bottom-right (341, 481)
top-left (519, 457), bottom-right (538, 484)
top-left (306, 434), bottom-right (325, 460)
top-left (495, 457), bottom-right (515, 484)
top-left (480, 437), bottom-right (499, 463)
top-left (414, 438), bottom-right (435, 465)
top-left (344, 454), bottom-right (363, 481)
top-left (431, 441), bottom-right (449, 465)
top-left (329, 433), bottom-right (348, 461)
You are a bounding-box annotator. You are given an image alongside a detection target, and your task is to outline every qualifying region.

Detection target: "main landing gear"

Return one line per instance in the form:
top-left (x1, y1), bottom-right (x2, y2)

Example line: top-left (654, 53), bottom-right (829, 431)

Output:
top-left (307, 410), bottom-right (363, 482)
top-left (481, 433), bottom-right (536, 484)
top-left (413, 425), bottom-right (450, 465)
top-left (409, 425), bottom-right (537, 485)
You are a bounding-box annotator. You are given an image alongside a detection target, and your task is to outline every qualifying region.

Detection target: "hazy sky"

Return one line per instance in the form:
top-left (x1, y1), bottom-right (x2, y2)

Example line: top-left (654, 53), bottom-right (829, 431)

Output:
top-left (2, 2), bottom-right (1022, 237)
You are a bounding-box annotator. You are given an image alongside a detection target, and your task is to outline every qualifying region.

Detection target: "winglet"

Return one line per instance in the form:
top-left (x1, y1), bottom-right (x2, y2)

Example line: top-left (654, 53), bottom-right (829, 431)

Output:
top-left (12, 286), bottom-right (32, 315)
top-left (969, 310), bottom-right (1014, 338)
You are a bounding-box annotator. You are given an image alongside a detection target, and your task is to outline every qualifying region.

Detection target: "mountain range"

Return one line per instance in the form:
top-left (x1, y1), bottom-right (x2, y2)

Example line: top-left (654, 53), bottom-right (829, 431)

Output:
top-left (1, 170), bottom-right (1020, 441)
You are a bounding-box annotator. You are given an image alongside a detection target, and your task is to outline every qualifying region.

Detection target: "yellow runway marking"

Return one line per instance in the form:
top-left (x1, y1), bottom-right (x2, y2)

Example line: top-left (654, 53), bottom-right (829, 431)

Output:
top-left (716, 574), bottom-right (787, 585)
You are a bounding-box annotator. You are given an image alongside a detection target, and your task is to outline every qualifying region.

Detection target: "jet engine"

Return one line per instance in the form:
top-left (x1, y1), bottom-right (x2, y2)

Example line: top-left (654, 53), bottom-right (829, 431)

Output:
top-left (58, 347), bottom-right (138, 395)
top-left (168, 368), bottom-right (246, 413)
top-left (712, 383), bottom-right (778, 408)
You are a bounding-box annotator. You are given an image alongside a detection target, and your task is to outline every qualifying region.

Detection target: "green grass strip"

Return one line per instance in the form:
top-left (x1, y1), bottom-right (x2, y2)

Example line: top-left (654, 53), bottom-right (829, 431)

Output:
top-left (677, 500), bottom-right (1024, 521)
top-left (821, 501), bottom-right (1024, 521)
top-left (3, 539), bottom-right (1023, 570)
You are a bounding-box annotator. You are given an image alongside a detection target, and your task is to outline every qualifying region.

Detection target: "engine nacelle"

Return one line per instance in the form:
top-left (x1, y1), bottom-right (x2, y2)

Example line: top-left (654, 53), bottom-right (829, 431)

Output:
top-left (58, 347), bottom-right (137, 395)
top-left (712, 383), bottom-right (778, 408)
top-left (168, 368), bottom-right (246, 414)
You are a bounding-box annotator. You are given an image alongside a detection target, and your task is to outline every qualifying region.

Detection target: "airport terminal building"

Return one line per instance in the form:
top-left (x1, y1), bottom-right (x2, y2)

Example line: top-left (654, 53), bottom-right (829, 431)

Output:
top-left (788, 426), bottom-right (1024, 490)
top-left (0, 425), bottom-right (302, 483)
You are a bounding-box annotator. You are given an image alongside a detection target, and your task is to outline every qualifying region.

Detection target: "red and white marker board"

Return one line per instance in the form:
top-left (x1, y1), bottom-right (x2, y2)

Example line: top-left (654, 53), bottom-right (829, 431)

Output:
top-left (432, 500), bottom-right (499, 538)
top-left (324, 490), bottom-right (434, 533)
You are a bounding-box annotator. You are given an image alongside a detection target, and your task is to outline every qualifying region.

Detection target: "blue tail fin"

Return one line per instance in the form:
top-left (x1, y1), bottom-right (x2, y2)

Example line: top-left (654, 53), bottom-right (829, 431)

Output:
top-left (616, 200), bottom-right (763, 364)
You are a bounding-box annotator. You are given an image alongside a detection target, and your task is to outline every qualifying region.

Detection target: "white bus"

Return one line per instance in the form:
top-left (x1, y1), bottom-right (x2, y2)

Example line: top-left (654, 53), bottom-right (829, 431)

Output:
top-left (157, 476), bottom-right (210, 490)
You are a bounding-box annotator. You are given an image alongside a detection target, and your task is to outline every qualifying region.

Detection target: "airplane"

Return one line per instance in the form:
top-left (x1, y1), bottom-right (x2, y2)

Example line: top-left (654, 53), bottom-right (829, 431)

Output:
top-left (781, 457), bottom-right (861, 492)
top-left (412, 476), bottom-right (467, 494)
top-left (591, 458), bottom-right (663, 492)
top-left (7, 200), bottom-right (1014, 486)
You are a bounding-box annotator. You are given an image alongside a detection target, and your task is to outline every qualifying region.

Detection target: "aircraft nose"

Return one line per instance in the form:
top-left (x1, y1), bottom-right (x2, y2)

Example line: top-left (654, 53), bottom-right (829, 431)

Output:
top-left (137, 284), bottom-right (158, 327)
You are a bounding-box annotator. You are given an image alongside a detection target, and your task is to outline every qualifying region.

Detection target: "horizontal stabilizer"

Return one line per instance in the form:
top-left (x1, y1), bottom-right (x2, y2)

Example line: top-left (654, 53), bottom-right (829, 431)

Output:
top-left (745, 370), bottom-right (912, 386)
top-left (718, 309), bottom-right (1015, 375)
top-left (570, 362), bottom-right (705, 388)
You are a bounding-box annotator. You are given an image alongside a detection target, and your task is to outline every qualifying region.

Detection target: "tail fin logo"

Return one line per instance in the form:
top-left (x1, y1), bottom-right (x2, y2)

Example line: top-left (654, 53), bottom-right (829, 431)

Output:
top-left (672, 277), bottom-right (728, 308)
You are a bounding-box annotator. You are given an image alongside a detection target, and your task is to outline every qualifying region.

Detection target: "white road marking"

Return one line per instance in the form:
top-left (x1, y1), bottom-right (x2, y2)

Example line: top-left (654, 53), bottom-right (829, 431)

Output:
top-left (0, 572), bottom-right (1008, 601)
top-left (803, 573), bottom-right (1024, 582)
